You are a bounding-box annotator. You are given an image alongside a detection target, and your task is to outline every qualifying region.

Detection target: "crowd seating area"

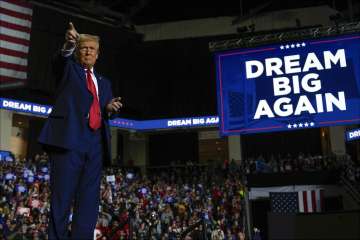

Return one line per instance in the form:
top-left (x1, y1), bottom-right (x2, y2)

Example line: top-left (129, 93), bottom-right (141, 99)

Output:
top-left (0, 153), bottom-right (247, 240)
top-left (243, 152), bottom-right (360, 178)
top-left (1, 151), bottom-right (359, 239)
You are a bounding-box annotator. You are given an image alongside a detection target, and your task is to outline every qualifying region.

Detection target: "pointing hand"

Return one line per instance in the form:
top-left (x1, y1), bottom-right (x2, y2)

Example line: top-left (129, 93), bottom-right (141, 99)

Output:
top-left (65, 22), bottom-right (80, 46)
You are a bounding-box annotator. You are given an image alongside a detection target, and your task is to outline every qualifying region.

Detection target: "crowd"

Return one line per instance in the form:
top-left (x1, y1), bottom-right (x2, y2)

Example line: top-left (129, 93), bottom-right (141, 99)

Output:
top-left (97, 162), bottom-right (247, 240)
top-left (339, 154), bottom-right (360, 187)
top-left (242, 152), bottom-right (353, 174)
top-left (0, 152), bottom-right (247, 240)
top-left (2, 150), bottom-right (359, 239)
top-left (0, 152), bottom-right (49, 240)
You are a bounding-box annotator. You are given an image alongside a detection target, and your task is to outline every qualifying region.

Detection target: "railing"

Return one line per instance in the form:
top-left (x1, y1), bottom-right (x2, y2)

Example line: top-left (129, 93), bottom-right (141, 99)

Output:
top-left (339, 174), bottom-right (360, 206)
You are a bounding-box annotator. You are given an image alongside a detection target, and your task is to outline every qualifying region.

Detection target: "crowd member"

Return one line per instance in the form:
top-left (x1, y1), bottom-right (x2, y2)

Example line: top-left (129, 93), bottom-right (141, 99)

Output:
top-left (38, 22), bottom-right (123, 240)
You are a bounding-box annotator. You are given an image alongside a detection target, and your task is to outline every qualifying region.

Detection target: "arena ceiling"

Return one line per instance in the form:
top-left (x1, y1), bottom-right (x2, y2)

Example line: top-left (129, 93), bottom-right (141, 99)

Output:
top-left (29, 0), bottom-right (354, 28)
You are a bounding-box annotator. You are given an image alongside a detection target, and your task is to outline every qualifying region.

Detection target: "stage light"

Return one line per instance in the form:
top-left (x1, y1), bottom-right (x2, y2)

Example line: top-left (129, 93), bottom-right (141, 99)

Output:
top-left (209, 21), bottom-right (360, 52)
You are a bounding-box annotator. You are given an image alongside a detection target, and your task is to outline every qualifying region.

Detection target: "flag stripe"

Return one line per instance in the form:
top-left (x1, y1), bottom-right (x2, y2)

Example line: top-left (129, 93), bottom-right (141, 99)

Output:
top-left (299, 189), bottom-right (324, 213)
top-left (298, 192), bottom-right (304, 212)
top-left (0, 67), bottom-right (27, 79)
top-left (0, 61), bottom-right (28, 72)
top-left (315, 189), bottom-right (321, 212)
top-left (0, 34), bottom-right (29, 46)
top-left (0, 11), bottom-right (31, 27)
top-left (0, 41), bottom-right (28, 53)
top-left (0, 54), bottom-right (27, 65)
top-left (320, 189), bottom-right (324, 212)
top-left (0, 75), bottom-right (26, 82)
top-left (0, 25), bottom-right (30, 40)
top-left (0, 20), bottom-right (30, 33)
top-left (3, 0), bottom-right (32, 9)
top-left (302, 191), bottom-right (308, 213)
top-left (0, 4), bottom-right (32, 21)
top-left (1, 1), bottom-right (33, 15)
top-left (311, 190), bottom-right (316, 213)
top-left (307, 191), bottom-right (313, 212)
top-left (1, 0), bottom-right (32, 88)
top-left (0, 47), bottom-right (28, 58)
top-left (0, 80), bottom-right (26, 88)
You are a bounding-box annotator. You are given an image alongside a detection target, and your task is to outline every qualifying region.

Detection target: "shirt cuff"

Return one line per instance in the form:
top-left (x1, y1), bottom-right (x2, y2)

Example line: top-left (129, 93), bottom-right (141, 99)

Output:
top-left (61, 46), bottom-right (75, 57)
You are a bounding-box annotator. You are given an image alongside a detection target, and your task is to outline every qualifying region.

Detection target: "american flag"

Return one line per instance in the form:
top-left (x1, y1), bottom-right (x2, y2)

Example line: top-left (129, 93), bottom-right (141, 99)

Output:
top-left (0, 0), bottom-right (32, 89)
top-left (298, 189), bottom-right (324, 213)
top-left (270, 189), bottom-right (324, 214)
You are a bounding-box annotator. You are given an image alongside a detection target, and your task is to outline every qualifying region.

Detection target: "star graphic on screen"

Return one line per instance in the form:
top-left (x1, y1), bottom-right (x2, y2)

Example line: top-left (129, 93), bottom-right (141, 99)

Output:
top-left (280, 45), bottom-right (284, 50)
top-left (287, 124), bottom-right (292, 128)
top-left (291, 44), bottom-right (295, 48)
top-left (310, 122), bottom-right (315, 126)
top-left (296, 43), bottom-right (301, 47)
top-left (285, 45), bottom-right (290, 49)
top-left (301, 42), bottom-right (306, 47)
top-left (304, 122), bottom-right (309, 127)
top-left (298, 123), bottom-right (303, 127)
top-left (293, 123), bottom-right (298, 128)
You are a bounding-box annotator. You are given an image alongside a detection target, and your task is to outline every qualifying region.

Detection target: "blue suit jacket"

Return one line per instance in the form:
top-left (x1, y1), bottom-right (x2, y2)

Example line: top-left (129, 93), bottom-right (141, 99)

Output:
top-left (38, 52), bottom-right (113, 162)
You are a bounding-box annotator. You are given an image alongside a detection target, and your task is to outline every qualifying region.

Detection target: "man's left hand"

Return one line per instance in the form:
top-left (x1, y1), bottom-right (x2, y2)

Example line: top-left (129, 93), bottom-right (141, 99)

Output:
top-left (106, 97), bottom-right (123, 113)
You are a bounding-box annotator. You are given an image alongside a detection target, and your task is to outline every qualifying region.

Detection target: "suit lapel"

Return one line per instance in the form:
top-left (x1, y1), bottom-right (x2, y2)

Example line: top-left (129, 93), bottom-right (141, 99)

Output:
top-left (74, 63), bottom-right (92, 97)
top-left (73, 60), bottom-right (105, 107)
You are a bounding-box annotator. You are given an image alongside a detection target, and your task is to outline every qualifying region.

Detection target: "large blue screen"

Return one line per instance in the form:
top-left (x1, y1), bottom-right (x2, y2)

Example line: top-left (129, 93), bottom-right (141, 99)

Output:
top-left (215, 33), bottom-right (360, 135)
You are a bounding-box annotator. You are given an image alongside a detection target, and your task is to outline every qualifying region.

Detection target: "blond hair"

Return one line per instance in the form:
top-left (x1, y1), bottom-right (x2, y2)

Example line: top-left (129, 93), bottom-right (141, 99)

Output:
top-left (78, 34), bottom-right (100, 45)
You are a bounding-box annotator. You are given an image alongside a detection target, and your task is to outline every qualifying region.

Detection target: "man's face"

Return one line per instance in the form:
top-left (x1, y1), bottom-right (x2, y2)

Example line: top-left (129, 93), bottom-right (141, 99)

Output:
top-left (77, 40), bottom-right (99, 68)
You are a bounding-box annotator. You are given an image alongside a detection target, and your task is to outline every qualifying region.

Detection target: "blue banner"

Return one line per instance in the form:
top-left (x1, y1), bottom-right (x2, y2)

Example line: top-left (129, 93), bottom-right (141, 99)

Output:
top-left (109, 116), bottom-right (219, 130)
top-left (216, 33), bottom-right (360, 135)
top-left (0, 98), bottom-right (52, 116)
top-left (0, 98), bottom-right (219, 131)
top-left (345, 128), bottom-right (360, 142)
top-left (0, 150), bottom-right (13, 161)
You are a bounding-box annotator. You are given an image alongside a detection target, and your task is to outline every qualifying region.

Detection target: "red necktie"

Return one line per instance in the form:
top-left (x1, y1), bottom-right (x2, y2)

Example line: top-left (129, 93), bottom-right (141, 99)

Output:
top-left (86, 69), bottom-right (101, 130)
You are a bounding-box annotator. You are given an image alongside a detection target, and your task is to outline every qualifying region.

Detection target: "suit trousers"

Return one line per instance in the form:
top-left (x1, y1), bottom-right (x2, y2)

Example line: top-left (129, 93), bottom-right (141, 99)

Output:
top-left (48, 125), bottom-right (103, 240)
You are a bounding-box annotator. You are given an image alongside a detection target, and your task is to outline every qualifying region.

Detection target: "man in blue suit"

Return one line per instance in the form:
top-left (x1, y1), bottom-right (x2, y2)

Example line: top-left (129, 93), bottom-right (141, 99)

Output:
top-left (38, 22), bottom-right (122, 239)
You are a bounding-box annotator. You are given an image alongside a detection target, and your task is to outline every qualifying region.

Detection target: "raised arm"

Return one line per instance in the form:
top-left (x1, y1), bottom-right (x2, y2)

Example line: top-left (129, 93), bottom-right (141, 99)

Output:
top-left (51, 22), bottom-right (80, 86)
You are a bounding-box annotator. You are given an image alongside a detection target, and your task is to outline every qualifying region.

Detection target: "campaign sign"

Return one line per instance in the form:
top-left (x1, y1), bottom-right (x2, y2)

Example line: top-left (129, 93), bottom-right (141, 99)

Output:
top-left (0, 98), bottom-right (52, 116)
top-left (346, 128), bottom-right (360, 142)
top-left (1, 97), bottom-right (218, 131)
top-left (216, 33), bottom-right (360, 135)
top-left (138, 116), bottom-right (219, 130)
top-left (106, 175), bottom-right (116, 183)
top-left (0, 150), bottom-right (12, 161)
top-left (109, 116), bottom-right (219, 130)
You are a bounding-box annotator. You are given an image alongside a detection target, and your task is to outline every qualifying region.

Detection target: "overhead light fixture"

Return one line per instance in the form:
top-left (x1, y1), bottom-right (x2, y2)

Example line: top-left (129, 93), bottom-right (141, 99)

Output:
top-left (209, 21), bottom-right (360, 52)
top-left (29, 0), bottom-right (125, 28)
